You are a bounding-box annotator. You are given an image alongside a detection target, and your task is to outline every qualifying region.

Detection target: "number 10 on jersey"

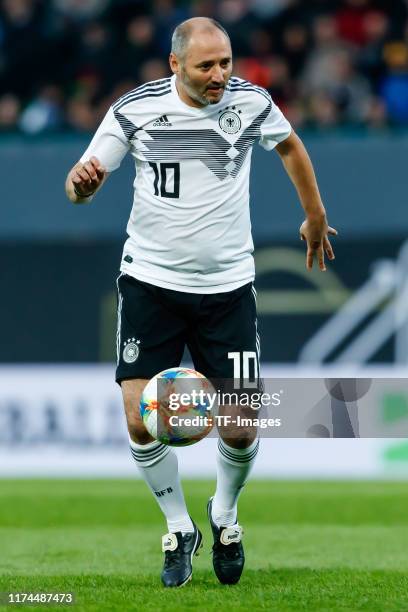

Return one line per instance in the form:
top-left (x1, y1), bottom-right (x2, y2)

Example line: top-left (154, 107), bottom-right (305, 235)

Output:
top-left (149, 162), bottom-right (180, 198)
top-left (228, 351), bottom-right (259, 389)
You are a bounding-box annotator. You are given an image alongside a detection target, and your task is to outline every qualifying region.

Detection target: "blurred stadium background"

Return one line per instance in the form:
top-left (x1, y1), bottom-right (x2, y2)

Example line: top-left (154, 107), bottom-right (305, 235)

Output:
top-left (3, 2), bottom-right (408, 609)
top-left (2, 0), bottom-right (408, 479)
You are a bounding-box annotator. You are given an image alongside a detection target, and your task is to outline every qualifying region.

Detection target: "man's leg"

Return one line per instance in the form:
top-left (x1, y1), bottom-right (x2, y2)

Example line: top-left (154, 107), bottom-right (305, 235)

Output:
top-left (212, 425), bottom-right (259, 528)
top-left (188, 282), bottom-right (260, 583)
top-left (188, 282), bottom-right (260, 526)
top-left (121, 378), bottom-right (194, 534)
top-left (206, 423), bottom-right (258, 584)
top-left (116, 275), bottom-right (203, 586)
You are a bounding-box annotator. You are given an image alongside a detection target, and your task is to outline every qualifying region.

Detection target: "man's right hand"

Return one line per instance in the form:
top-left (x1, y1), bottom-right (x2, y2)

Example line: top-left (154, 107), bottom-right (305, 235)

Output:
top-left (70, 156), bottom-right (106, 197)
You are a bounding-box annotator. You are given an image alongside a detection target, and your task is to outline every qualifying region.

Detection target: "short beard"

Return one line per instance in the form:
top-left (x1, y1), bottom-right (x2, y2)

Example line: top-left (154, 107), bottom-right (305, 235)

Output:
top-left (180, 66), bottom-right (210, 106)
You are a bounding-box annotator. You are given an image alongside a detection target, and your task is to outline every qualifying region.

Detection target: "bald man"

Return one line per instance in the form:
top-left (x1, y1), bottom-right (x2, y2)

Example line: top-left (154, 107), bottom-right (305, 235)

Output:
top-left (66, 17), bottom-right (337, 588)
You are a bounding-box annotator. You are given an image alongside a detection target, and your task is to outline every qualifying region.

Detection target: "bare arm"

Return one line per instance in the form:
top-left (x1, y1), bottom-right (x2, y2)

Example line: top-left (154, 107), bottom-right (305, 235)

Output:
top-left (275, 131), bottom-right (337, 271)
top-left (65, 156), bottom-right (108, 204)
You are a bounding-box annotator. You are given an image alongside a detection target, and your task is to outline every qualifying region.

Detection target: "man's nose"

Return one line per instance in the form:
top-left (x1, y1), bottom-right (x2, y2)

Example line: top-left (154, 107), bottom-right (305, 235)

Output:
top-left (210, 65), bottom-right (224, 83)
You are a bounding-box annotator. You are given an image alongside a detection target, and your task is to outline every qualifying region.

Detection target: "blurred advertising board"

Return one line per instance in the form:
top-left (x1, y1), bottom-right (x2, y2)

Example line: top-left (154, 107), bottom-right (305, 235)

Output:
top-left (0, 365), bottom-right (407, 478)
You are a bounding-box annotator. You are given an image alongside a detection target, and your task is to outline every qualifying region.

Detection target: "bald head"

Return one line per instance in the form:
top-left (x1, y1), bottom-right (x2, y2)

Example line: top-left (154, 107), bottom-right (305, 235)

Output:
top-left (171, 17), bottom-right (230, 61)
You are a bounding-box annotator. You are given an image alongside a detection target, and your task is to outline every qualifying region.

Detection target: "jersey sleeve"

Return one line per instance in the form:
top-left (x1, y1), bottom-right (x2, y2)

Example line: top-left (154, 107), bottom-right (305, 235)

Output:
top-left (80, 106), bottom-right (130, 172)
top-left (258, 98), bottom-right (292, 151)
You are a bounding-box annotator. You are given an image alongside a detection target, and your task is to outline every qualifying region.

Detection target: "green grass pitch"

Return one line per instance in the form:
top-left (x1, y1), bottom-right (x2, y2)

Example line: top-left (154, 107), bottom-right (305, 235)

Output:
top-left (1, 479), bottom-right (408, 611)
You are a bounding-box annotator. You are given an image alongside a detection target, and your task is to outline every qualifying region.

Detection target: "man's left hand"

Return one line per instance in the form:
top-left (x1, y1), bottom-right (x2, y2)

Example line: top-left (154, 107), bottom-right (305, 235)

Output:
top-left (299, 215), bottom-right (338, 271)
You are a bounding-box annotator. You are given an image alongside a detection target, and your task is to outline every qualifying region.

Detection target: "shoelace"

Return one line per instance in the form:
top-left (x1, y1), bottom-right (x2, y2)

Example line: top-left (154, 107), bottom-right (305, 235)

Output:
top-left (163, 547), bottom-right (183, 570)
top-left (213, 540), bottom-right (242, 561)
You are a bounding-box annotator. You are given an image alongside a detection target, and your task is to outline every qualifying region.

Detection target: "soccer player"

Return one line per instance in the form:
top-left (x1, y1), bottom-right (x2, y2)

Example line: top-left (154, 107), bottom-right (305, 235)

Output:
top-left (65, 17), bottom-right (337, 587)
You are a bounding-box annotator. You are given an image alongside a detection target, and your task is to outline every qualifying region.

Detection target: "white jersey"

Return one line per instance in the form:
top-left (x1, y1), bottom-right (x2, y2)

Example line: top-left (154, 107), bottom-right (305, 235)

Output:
top-left (80, 75), bottom-right (291, 293)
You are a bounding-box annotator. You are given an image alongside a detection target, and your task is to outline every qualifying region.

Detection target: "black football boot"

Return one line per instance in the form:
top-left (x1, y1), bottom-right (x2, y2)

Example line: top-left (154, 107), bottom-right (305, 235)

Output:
top-left (161, 522), bottom-right (203, 587)
top-left (207, 497), bottom-right (244, 584)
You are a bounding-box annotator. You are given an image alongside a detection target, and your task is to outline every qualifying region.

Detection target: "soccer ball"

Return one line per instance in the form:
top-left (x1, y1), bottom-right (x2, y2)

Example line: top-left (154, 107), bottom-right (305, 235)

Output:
top-left (140, 367), bottom-right (216, 446)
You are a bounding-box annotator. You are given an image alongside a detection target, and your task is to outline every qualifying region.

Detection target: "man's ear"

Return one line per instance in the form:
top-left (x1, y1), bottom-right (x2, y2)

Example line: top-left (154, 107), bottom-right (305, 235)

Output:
top-left (169, 52), bottom-right (180, 76)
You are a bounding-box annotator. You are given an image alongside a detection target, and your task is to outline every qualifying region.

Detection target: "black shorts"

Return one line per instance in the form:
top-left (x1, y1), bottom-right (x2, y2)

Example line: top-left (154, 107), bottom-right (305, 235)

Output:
top-left (115, 274), bottom-right (260, 387)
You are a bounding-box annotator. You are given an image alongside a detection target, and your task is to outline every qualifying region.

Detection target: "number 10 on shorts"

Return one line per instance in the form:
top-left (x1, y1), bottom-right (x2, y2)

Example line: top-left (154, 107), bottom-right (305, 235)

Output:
top-left (228, 351), bottom-right (258, 389)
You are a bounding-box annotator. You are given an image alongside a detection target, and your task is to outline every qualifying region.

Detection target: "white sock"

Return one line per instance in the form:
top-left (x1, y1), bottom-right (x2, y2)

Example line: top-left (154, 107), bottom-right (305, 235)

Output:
top-left (212, 438), bottom-right (260, 527)
top-left (129, 438), bottom-right (194, 534)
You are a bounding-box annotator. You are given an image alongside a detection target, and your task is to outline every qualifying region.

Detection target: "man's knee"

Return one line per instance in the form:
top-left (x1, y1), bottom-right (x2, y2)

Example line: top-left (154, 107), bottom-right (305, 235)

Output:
top-left (220, 432), bottom-right (257, 449)
top-left (121, 378), bottom-right (154, 444)
top-left (128, 422), bottom-right (152, 445)
top-left (217, 403), bottom-right (258, 448)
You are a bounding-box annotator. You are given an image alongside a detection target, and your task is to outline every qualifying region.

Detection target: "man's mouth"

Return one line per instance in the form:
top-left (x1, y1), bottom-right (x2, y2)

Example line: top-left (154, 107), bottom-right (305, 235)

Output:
top-left (206, 85), bottom-right (224, 92)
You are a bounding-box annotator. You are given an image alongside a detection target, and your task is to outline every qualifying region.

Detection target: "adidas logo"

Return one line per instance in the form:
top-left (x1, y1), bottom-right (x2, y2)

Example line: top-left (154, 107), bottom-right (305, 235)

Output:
top-left (153, 114), bottom-right (172, 127)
